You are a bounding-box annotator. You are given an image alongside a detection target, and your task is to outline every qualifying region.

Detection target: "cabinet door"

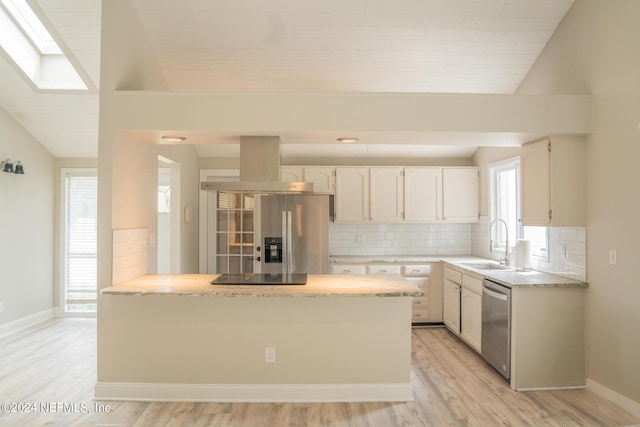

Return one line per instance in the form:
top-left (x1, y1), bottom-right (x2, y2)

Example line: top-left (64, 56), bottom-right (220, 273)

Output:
top-left (404, 167), bottom-right (442, 222)
top-left (330, 264), bottom-right (366, 275)
top-left (461, 288), bottom-right (482, 352)
top-left (521, 138), bottom-right (551, 225)
top-left (304, 167), bottom-right (335, 194)
top-left (442, 167), bottom-right (479, 223)
top-left (366, 264), bottom-right (402, 275)
top-left (335, 167), bottom-right (369, 222)
top-left (443, 279), bottom-right (460, 333)
top-left (370, 167), bottom-right (404, 222)
top-left (281, 167), bottom-right (303, 182)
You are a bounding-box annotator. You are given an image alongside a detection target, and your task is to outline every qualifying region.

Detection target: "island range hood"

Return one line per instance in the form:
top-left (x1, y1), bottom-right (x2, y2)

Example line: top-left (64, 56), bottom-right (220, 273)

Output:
top-left (200, 136), bottom-right (314, 193)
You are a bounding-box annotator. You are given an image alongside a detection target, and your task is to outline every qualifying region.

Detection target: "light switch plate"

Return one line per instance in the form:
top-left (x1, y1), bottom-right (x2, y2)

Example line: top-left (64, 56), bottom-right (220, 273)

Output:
top-left (609, 250), bottom-right (617, 265)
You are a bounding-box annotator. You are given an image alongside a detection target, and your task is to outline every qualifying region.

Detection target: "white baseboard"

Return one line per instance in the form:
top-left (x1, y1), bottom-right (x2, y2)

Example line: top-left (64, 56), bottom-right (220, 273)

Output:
top-left (54, 307), bottom-right (96, 318)
top-left (587, 378), bottom-right (640, 417)
top-left (94, 382), bottom-right (414, 403)
top-left (0, 308), bottom-right (55, 339)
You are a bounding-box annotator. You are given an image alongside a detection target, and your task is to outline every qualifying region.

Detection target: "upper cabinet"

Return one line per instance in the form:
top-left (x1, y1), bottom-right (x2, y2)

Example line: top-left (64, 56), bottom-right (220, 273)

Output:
top-left (281, 166), bottom-right (335, 194)
top-left (370, 167), bottom-right (404, 222)
top-left (280, 167), bottom-right (303, 183)
top-left (442, 167), bottom-right (479, 223)
top-left (404, 167), bottom-right (442, 222)
top-left (304, 167), bottom-right (335, 194)
top-left (335, 167), bottom-right (369, 222)
top-left (335, 166), bottom-right (478, 223)
top-left (521, 137), bottom-right (586, 227)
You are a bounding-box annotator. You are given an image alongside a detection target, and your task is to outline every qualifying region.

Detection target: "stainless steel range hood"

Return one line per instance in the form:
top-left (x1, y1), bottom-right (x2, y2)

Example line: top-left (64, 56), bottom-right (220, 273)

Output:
top-left (200, 136), bottom-right (314, 193)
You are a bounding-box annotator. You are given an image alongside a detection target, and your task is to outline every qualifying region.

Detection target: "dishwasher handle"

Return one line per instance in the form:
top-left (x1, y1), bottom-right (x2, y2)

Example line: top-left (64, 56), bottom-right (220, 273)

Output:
top-left (483, 286), bottom-right (508, 301)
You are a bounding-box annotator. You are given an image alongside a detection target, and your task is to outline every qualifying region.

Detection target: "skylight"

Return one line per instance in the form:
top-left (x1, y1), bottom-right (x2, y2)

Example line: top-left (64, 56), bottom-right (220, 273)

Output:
top-left (0, 0), bottom-right (88, 91)
top-left (1, 0), bottom-right (61, 54)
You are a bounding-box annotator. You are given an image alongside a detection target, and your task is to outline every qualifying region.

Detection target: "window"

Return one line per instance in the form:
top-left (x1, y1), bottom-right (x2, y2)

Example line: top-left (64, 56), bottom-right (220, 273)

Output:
top-left (62, 170), bottom-right (97, 313)
top-left (489, 158), bottom-right (548, 259)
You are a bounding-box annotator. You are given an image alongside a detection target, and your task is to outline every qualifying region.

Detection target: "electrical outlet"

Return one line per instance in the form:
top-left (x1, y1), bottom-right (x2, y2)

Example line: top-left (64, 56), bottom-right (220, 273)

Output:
top-left (265, 347), bottom-right (276, 363)
top-left (609, 250), bottom-right (617, 265)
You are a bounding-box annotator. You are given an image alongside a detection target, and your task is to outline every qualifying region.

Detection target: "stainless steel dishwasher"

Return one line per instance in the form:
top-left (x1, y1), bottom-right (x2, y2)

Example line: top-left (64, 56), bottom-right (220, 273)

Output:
top-left (481, 278), bottom-right (511, 380)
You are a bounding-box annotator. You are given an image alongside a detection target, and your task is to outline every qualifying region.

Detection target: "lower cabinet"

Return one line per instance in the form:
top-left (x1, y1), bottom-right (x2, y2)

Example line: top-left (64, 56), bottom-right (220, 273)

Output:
top-left (330, 264), bottom-right (367, 275)
top-left (443, 265), bottom-right (482, 352)
top-left (331, 261), bottom-right (443, 325)
top-left (443, 279), bottom-right (461, 332)
top-left (460, 288), bottom-right (482, 352)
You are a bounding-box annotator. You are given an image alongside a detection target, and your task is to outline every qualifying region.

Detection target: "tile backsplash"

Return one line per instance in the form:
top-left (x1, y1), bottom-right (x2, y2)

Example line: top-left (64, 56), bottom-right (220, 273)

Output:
top-left (330, 218), bottom-right (587, 282)
top-left (329, 223), bottom-right (472, 257)
top-left (112, 227), bottom-right (148, 285)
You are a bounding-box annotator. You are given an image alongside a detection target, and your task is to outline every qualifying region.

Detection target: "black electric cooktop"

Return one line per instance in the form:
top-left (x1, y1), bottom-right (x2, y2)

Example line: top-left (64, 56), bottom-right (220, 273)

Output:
top-left (211, 273), bottom-right (307, 285)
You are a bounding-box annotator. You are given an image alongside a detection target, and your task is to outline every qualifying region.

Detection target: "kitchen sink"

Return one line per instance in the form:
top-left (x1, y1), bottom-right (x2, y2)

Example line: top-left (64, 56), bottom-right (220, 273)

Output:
top-left (459, 262), bottom-right (509, 271)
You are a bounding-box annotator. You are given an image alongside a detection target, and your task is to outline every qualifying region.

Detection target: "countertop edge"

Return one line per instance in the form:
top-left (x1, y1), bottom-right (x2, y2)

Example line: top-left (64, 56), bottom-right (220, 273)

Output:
top-left (100, 274), bottom-right (424, 298)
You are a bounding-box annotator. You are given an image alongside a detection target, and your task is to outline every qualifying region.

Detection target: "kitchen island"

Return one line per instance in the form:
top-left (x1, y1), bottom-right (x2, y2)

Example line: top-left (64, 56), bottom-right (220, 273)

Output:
top-left (96, 274), bottom-right (422, 402)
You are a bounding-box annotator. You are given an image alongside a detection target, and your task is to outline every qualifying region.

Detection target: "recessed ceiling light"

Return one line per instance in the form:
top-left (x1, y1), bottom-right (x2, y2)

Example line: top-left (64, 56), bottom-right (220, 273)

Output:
top-left (161, 135), bottom-right (187, 142)
top-left (337, 137), bottom-right (359, 143)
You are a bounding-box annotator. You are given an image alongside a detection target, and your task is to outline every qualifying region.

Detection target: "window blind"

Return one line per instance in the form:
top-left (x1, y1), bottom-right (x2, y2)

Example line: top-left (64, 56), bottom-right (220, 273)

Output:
top-left (64, 172), bottom-right (97, 312)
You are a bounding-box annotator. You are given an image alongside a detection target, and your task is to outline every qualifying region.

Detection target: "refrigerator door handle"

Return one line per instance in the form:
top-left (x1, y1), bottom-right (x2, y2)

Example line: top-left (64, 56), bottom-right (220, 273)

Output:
top-left (281, 211), bottom-right (288, 274)
top-left (286, 210), bottom-right (293, 274)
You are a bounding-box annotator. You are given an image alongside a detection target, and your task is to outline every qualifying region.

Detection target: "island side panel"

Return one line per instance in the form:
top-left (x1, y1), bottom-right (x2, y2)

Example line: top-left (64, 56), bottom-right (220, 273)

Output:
top-left (511, 286), bottom-right (586, 390)
top-left (97, 295), bottom-right (413, 400)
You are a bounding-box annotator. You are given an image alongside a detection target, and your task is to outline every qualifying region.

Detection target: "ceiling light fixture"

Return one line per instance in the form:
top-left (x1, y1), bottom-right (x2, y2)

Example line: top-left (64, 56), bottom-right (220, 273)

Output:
top-left (161, 135), bottom-right (187, 142)
top-left (337, 137), bottom-right (359, 144)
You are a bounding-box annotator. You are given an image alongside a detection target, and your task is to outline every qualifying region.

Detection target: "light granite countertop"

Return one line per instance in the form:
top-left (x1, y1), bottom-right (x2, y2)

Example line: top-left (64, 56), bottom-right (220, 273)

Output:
top-left (444, 262), bottom-right (588, 288)
top-left (330, 255), bottom-right (588, 289)
top-left (100, 274), bottom-right (424, 298)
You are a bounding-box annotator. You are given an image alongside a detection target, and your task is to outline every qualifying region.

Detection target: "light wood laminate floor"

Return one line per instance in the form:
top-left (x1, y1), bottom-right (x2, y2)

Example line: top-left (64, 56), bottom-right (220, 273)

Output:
top-left (0, 318), bottom-right (638, 426)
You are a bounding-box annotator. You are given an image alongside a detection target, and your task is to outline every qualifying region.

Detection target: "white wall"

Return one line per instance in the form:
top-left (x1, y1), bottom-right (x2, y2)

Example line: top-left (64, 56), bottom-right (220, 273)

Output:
top-left (0, 106), bottom-right (55, 324)
top-left (517, 0), bottom-right (640, 405)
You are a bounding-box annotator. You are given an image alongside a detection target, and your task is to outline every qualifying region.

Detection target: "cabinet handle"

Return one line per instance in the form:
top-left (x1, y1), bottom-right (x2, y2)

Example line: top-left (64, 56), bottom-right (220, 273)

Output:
top-left (343, 269), bottom-right (351, 273)
top-left (377, 269), bottom-right (387, 273)
top-left (411, 269), bottom-right (420, 273)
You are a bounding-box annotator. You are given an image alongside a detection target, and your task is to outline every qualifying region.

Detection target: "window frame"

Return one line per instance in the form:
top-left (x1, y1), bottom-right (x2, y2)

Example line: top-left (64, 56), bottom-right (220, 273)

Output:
top-left (489, 157), bottom-right (549, 261)
top-left (59, 168), bottom-right (97, 316)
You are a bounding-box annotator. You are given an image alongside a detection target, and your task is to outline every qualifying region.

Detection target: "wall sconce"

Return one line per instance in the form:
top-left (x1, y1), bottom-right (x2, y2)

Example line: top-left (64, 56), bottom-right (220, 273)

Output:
top-left (1, 159), bottom-right (25, 174)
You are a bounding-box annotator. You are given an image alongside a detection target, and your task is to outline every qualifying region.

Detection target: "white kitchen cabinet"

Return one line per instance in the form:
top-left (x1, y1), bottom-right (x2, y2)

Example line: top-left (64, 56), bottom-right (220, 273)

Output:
top-left (442, 167), bottom-right (479, 223)
top-left (404, 167), bottom-right (442, 222)
top-left (366, 264), bottom-right (402, 275)
top-left (443, 279), bottom-right (461, 332)
top-left (335, 167), bottom-right (369, 222)
top-left (370, 167), bottom-right (404, 222)
top-left (330, 264), bottom-right (367, 275)
top-left (521, 136), bottom-right (586, 227)
top-left (404, 263), bottom-right (443, 324)
top-left (331, 261), bottom-right (444, 325)
top-left (460, 274), bottom-right (483, 352)
top-left (304, 167), bottom-right (335, 194)
top-left (443, 265), bottom-right (482, 352)
top-left (280, 167), bottom-right (303, 182)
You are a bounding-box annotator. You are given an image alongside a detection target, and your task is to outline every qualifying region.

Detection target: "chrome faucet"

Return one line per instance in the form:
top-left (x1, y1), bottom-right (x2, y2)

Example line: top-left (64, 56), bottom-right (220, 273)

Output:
top-left (489, 218), bottom-right (510, 266)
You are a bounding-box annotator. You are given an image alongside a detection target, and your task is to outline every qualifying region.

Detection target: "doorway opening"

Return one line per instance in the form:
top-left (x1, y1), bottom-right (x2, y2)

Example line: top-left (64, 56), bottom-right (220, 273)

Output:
top-left (157, 156), bottom-right (180, 273)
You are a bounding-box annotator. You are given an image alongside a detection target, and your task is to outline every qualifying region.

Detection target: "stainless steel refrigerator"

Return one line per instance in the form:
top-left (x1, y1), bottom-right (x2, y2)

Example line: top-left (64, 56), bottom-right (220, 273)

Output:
top-left (258, 194), bottom-right (329, 274)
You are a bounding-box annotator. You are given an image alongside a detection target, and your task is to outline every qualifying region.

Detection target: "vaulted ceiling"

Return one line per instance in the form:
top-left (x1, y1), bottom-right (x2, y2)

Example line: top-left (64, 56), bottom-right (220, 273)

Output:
top-left (0, 0), bottom-right (574, 159)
